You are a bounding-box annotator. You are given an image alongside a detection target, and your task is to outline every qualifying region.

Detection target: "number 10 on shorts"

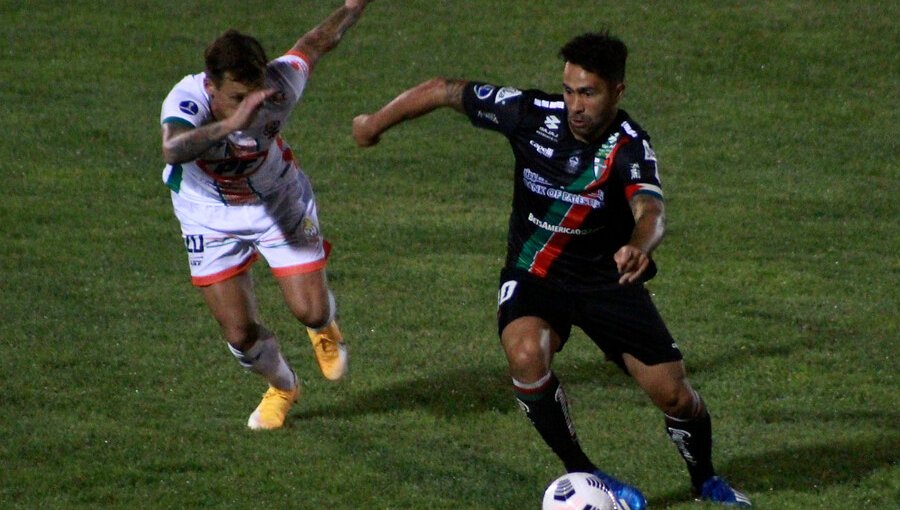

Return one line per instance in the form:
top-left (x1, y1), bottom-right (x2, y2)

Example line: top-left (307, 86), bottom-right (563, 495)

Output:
top-left (498, 280), bottom-right (517, 306)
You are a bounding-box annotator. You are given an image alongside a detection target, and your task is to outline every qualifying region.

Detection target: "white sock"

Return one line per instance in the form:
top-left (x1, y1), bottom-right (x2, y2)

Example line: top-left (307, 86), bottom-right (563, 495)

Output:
top-left (228, 337), bottom-right (296, 391)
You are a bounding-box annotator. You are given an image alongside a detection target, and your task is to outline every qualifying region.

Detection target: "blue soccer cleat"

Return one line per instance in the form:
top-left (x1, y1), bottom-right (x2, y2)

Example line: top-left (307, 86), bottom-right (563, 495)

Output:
top-left (591, 470), bottom-right (647, 510)
top-left (699, 476), bottom-right (752, 507)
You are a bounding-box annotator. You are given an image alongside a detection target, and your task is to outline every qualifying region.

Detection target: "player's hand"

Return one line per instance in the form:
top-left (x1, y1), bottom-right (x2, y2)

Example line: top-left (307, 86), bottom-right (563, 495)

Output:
top-left (352, 114), bottom-right (381, 147)
top-left (614, 245), bottom-right (650, 285)
top-left (226, 88), bottom-right (276, 132)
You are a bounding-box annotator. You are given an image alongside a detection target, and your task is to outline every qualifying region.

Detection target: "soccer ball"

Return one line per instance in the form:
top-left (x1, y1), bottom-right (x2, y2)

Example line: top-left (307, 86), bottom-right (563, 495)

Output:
top-left (542, 472), bottom-right (619, 510)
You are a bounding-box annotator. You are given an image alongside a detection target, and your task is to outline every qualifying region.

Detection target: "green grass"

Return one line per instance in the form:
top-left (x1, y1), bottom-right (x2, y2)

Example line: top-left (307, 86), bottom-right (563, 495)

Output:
top-left (1, 1), bottom-right (897, 508)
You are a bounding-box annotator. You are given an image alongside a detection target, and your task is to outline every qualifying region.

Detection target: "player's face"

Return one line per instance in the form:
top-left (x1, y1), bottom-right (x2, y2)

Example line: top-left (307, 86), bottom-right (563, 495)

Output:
top-left (204, 73), bottom-right (262, 121)
top-left (562, 62), bottom-right (624, 143)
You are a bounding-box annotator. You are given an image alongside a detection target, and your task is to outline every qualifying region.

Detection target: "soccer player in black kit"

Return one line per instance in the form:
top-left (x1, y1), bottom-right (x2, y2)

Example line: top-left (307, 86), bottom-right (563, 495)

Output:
top-left (352, 32), bottom-right (751, 508)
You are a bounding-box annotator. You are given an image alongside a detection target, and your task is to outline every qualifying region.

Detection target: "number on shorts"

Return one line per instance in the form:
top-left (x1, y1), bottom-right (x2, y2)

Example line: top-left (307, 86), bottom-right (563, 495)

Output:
top-left (498, 280), bottom-right (517, 306)
top-left (184, 235), bottom-right (204, 253)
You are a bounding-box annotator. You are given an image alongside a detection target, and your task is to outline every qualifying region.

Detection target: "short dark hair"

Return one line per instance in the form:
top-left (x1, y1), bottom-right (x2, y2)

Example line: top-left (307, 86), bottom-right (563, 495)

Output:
top-left (559, 32), bottom-right (628, 83)
top-left (204, 29), bottom-right (268, 87)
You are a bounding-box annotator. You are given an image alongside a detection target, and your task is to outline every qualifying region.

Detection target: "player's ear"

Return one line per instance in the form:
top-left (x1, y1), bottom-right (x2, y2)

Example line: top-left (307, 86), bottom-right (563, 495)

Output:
top-left (614, 82), bottom-right (625, 102)
top-left (203, 77), bottom-right (216, 96)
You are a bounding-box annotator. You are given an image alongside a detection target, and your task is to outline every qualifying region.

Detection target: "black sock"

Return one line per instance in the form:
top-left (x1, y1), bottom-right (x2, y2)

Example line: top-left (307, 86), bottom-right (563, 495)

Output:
top-left (665, 409), bottom-right (716, 489)
top-left (514, 373), bottom-right (596, 473)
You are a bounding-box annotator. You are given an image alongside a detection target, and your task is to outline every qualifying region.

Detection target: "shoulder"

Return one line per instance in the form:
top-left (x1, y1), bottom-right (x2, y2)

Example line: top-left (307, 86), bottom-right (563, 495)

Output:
top-left (270, 53), bottom-right (312, 78)
top-left (264, 54), bottom-right (312, 107)
top-left (611, 111), bottom-right (656, 159)
top-left (613, 110), bottom-right (653, 145)
top-left (463, 83), bottom-right (556, 125)
top-left (161, 73), bottom-right (209, 127)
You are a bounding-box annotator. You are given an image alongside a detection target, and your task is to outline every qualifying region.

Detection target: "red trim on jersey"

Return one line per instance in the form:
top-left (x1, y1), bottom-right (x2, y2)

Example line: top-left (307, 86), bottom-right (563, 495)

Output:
top-left (285, 50), bottom-right (313, 74)
top-left (191, 252), bottom-right (259, 287)
top-left (586, 136), bottom-right (629, 191)
top-left (529, 204), bottom-right (592, 277)
top-left (528, 137), bottom-right (630, 277)
top-left (269, 240), bottom-right (332, 278)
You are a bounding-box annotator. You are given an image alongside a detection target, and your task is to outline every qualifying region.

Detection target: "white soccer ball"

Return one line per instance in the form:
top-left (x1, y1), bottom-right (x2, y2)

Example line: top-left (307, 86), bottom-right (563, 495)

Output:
top-left (542, 472), bottom-right (619, 510)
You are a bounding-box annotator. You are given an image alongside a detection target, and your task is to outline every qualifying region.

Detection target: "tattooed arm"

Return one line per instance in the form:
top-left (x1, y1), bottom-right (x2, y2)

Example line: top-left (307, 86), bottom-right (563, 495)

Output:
top-left (291, 0), bottom-right (373, 67)
top-left (161, 88), bottom-right (274, 165)
top-left (352, 77), bottom-right (467, 147)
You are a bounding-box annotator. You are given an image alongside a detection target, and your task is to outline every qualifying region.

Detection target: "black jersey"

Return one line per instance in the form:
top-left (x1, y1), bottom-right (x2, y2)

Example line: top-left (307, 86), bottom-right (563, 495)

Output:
top-left (462, 82), bottom-right (664, 291)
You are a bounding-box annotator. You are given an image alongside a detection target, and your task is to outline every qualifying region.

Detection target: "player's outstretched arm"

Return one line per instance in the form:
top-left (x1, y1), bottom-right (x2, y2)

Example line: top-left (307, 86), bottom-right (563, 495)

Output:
top-left (352, 77), bottom-right (467, 147)
top-left (291, 0), bottom-right (373, 67)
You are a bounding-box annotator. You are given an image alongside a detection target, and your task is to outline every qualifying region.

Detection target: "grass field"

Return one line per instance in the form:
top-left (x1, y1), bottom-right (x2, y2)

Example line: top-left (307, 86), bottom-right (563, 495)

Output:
top-left (1, 1), bottom-right (897, 508)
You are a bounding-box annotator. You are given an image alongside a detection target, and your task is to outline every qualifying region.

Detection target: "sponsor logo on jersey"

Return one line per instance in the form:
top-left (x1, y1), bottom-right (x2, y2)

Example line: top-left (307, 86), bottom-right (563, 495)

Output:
top-left (179, 100), bottom-right (199, 116)
top-left (495, 87), bottom-right (522, 103)
top-left (522, 169), bottom-right (605, 209)
top-left (528, 213), bottom-right (599, 235)
top-left (474, 84), bottom-right (495, 100)
top-left (642, 139), bottom-right (657, 162)
top-left (529, 140), bottom-right (554, 158)
top-left (622, 120), bottom-right (639, 138)
top-left (533, 98), bottom-right (565, 109)
top-left (536, 127), bottom-right (559, 141)
top-left (523, 168), bottom-right (551, 185)
top-left (630, 163), bottom-right (641, 180)
top-left (543, 115), bottom-right (561, 130)
top-left (477, 110), bottom-right (499, 125)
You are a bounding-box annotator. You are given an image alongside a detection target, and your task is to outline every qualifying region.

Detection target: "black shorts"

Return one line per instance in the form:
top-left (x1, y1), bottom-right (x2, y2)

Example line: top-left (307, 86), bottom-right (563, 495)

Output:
top-left (497, 268), bottom-right (683, 370)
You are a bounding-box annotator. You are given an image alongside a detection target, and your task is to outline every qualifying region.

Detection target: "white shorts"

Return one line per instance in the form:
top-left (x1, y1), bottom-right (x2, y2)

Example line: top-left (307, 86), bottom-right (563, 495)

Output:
top-left (171, 172), bottom-right (329, 286)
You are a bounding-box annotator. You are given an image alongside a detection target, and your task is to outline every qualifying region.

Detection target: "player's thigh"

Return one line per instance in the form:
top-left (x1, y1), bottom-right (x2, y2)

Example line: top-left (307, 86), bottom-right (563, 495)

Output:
top-left (276, 269), bottom-right (330, 328)
top-left (198, 271), bottom-right (261, 346)
top-left (501, 316), bottom-right (562, 381)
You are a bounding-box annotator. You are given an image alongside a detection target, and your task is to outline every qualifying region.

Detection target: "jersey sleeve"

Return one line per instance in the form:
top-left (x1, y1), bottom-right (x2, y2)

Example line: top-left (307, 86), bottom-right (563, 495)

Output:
top-left (160, 75), bottom-right (210, 128)
top-left (614, 134), bottom-right (663, 201)
top-left (461, 82), bottom-right (528, 136)
top-left (268, 53), bottom-right (312, 108)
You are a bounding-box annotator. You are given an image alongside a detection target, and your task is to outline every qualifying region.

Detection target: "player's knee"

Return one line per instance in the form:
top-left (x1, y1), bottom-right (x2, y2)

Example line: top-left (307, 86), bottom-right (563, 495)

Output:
top-left (658, 386), bottom-right (700, 418)
top-left (505, 339), bottom-right (547, 375)
top-left (222, 322), bottom-right (268, 350)
top-left (288, 288), bottom-right (335, 329)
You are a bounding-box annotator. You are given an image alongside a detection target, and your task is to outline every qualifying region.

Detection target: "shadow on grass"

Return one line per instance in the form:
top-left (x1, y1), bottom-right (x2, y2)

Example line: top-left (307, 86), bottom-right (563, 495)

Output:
top-left (298, 359), bottom-right (897, 508)
top-left (298, 359), bottom-right (625, 420)
top-left (649, 435), bottom-right (899, 508)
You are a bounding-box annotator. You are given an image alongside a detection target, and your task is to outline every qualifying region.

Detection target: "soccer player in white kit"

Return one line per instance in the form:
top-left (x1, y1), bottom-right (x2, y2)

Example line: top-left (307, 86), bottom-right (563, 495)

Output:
top-left (160, 0), bottom-right (373, 430)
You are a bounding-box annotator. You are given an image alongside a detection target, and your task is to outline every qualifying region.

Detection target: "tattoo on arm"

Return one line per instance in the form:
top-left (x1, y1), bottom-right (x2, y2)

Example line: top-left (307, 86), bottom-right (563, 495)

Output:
top-left (162, 122), bottom-right (230, 164)
top-left (294, 6), bottom-right (361, 63)
top-left (444, 79), bottom-right (467, 113)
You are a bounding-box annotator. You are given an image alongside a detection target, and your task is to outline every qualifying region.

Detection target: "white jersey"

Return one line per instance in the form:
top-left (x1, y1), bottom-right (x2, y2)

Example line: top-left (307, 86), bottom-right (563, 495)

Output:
top-left (160, 52), bottom-right (312, 205)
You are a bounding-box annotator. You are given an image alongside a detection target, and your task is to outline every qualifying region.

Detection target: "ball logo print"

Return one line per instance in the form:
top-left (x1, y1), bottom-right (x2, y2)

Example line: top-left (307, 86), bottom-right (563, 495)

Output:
top-left (542, 472), bottom-right (619, 510)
